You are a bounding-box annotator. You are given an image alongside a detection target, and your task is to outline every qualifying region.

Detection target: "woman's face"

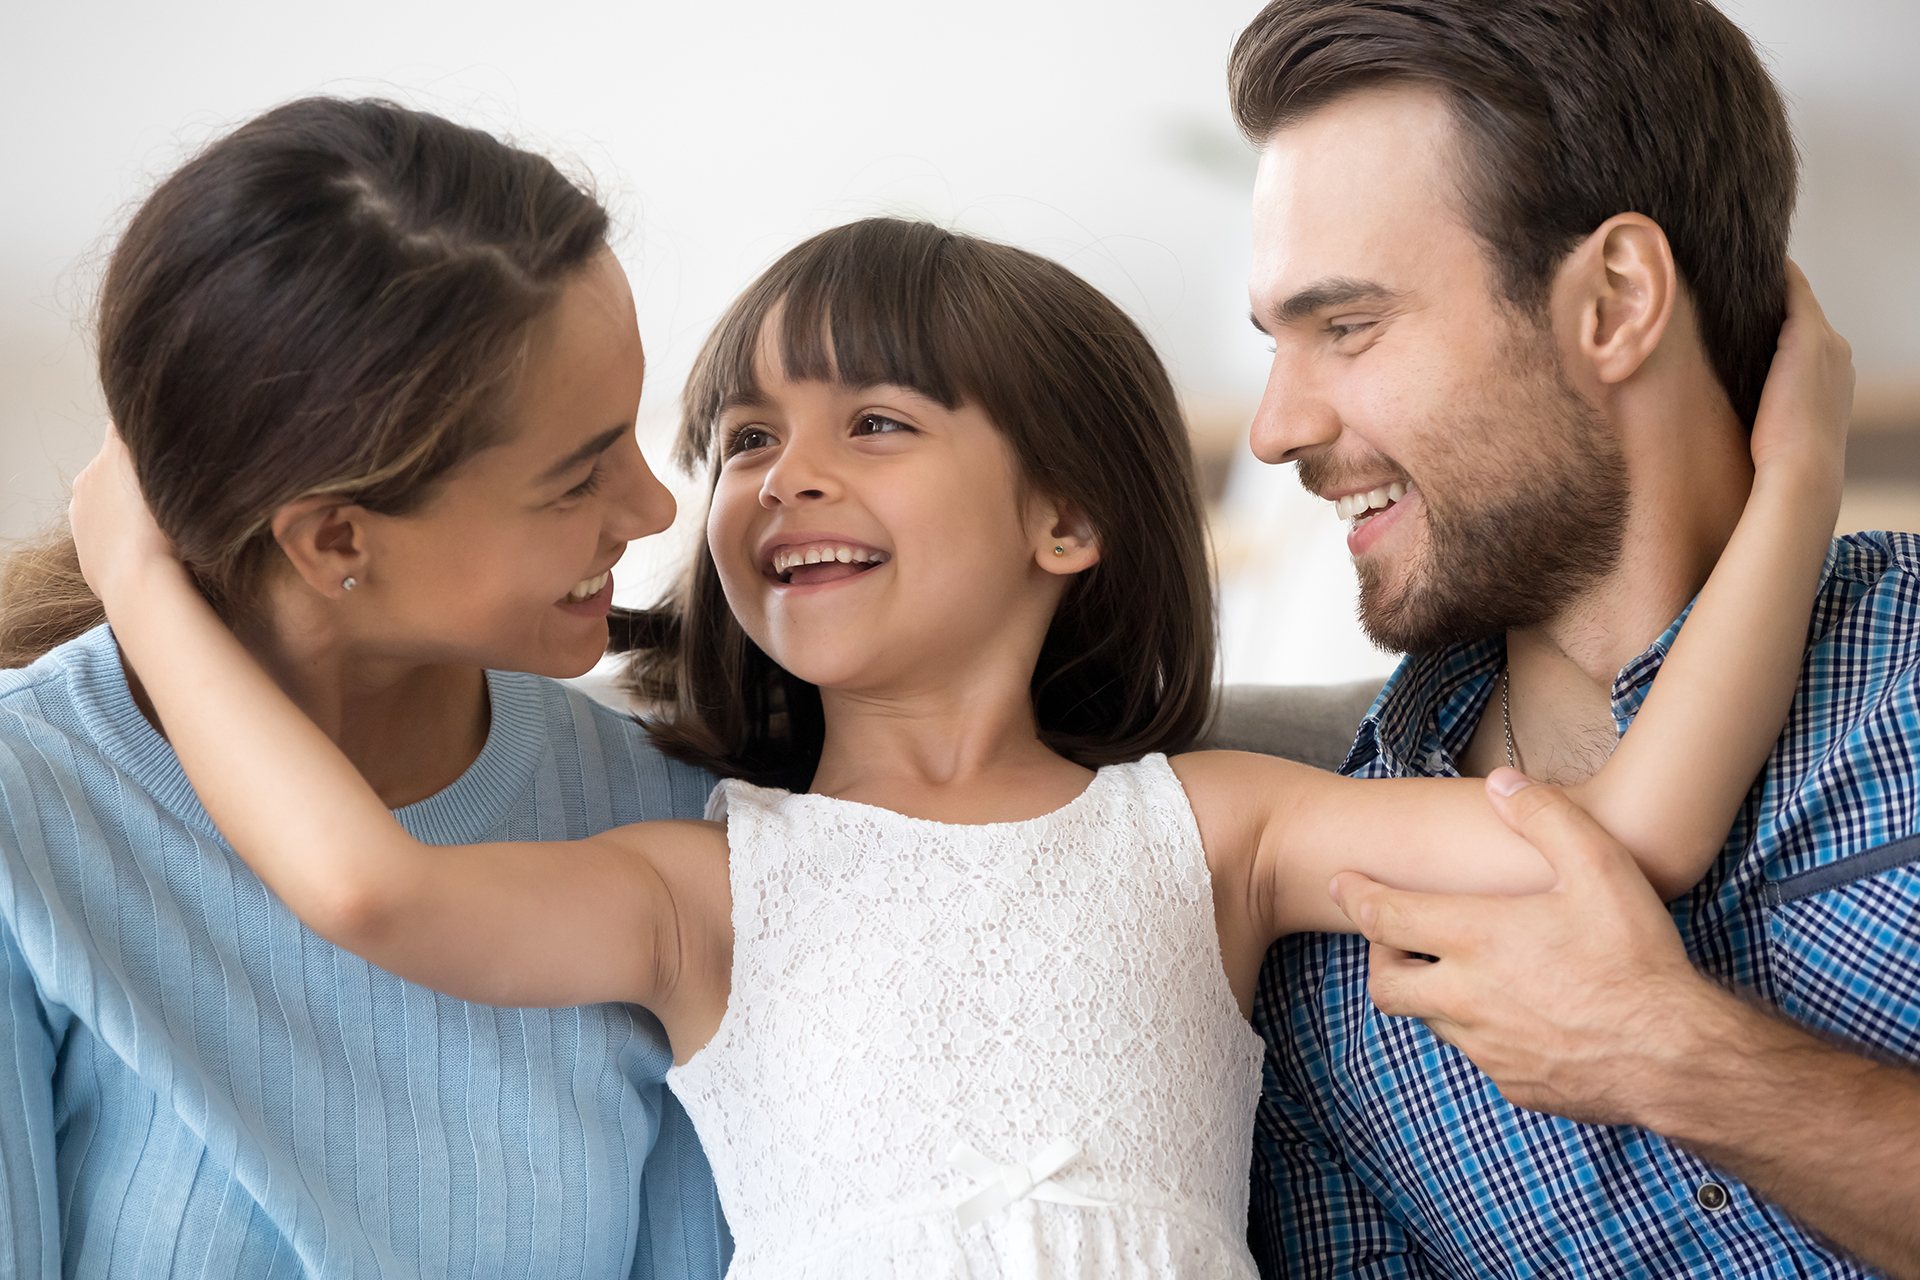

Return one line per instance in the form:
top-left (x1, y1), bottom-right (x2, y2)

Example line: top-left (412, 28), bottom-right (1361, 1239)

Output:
top-left (343, 252), bottom-right (673, 678)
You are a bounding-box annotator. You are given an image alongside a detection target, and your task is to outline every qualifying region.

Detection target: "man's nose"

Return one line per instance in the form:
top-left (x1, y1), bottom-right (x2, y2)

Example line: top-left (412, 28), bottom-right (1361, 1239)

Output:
top-left (1248, 346), bottom-right (1340, 465)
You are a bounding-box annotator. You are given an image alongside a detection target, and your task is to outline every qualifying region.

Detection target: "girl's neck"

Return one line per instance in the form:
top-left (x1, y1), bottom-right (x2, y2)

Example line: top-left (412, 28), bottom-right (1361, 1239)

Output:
top-left (124, 592), bottom-right (490, 810)
top-left (809, 671), bottom-right (1095, 827)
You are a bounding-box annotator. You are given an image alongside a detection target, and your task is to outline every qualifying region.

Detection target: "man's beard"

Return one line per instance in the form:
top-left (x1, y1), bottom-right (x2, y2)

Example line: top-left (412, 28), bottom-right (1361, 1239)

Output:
top-left (1302, 336), bottom-right (1631, 655)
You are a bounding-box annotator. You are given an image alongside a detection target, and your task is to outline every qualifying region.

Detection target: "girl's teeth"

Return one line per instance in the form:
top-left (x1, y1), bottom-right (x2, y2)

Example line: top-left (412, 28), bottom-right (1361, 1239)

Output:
top-left (771, 545), bottom-right (885, 575)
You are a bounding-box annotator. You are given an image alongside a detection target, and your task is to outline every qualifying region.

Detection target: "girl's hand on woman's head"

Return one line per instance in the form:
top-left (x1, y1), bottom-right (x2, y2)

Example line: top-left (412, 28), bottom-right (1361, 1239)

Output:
top-left (69, 427), bottom-right (183, 602)
top-left (1749, 259), bottom-right (1853, 492)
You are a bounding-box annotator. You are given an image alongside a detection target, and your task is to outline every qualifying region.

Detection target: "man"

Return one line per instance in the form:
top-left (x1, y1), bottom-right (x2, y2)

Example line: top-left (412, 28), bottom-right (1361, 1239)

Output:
top-left (1232, 1), bottom-right (1920, 1276)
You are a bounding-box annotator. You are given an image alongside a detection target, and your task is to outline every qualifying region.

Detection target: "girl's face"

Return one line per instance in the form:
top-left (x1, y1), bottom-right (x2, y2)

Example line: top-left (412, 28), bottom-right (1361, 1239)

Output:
top-left (339, 252), bottom-right (674, 678)
top-left (707, 325), bottom-right (1078, 698)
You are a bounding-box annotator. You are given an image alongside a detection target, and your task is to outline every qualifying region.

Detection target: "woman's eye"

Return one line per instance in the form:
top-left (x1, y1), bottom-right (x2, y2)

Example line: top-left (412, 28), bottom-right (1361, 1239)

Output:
top-left (563, 464), bottom-right (604, 500)
top-left (853, 413), bottom-right (909, 437)
top-left (724, 425), bottom-right (775, 457)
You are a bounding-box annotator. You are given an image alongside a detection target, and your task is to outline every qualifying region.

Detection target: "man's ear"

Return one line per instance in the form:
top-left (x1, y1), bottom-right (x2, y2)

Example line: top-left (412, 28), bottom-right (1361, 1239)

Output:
top-left (270, 496), bottom-right (373, 599)
top-left (1030, 495), bottom-right (1100, 576)
top-left (1553, 213), bottom-right (1678, 387)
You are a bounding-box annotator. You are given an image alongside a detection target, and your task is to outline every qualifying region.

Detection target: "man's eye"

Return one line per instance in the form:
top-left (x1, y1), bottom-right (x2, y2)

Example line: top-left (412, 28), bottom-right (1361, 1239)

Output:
top-left (853, 413), bottom-right (909, 436)
top-left (1328, 321), bottom-right (1376, 341)
top-left (725, 425), bottom-right (774, 456)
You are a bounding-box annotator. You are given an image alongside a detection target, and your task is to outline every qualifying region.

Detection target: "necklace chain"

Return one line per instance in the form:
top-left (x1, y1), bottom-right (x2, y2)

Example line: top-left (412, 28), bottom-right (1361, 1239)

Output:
top-left (1501, 664), bottom-right (1518, 772)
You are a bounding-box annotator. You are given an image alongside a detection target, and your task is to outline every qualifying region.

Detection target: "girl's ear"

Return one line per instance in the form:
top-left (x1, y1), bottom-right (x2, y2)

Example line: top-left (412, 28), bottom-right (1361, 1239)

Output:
top-left (270, 496), bottom-right (373, 600)
top-left (1031, 495), bottom-right (1100, 576)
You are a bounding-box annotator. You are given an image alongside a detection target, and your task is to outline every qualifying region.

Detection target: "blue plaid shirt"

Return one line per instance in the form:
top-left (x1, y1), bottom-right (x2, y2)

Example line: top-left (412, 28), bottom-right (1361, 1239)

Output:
top-left (1249, 531), bottom-right (1920, 1278)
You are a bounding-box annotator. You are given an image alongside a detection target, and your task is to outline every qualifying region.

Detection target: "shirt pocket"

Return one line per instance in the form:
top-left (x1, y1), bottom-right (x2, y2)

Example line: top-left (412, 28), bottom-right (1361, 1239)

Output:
top-left (1763, 833), bottom-right (1920, 1059)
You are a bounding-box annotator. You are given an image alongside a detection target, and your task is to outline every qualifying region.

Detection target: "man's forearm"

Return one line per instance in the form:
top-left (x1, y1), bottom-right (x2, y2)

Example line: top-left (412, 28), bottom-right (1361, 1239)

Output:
top-left (1634, 979), bottom-right (1920, 1278)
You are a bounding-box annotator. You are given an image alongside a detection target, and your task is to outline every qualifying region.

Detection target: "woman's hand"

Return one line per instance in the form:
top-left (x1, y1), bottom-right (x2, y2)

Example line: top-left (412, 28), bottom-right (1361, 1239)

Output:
top-left (1749, 260), bottom-right (1853, 492)
top-left (69, 428), bottom-right (183, 602)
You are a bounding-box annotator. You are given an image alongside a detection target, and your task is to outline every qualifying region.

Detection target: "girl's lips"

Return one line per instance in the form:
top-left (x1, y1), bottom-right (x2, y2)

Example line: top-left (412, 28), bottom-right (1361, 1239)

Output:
top-left (766, 558), bottom-right (887, 594)
top-left (555, 573), bottom-right (615, 618)
top-left (1346, 487), bottom-right (1418, 557)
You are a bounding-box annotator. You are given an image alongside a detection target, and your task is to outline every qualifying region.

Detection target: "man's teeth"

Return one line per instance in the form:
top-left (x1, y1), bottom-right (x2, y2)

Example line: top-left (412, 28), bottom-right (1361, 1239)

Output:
top-left (1334, 482), bottom-right (1409, 525)
top-left (564, 571), bottom-right (610, 603)
top-left (770, 545), bottom-right (887, 576)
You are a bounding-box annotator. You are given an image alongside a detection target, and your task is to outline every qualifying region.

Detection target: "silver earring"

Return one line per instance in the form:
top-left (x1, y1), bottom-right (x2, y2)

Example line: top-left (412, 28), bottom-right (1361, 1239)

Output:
top-left (341, 576), bottom-right (357, 592)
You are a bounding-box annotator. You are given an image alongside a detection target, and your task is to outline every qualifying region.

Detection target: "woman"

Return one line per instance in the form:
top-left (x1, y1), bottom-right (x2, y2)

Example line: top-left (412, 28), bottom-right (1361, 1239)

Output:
top-left (0, 99), bottom-right (725, 1279)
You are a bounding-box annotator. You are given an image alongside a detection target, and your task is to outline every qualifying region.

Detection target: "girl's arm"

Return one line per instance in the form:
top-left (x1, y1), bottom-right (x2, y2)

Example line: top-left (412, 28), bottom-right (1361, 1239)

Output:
top-left (67, 442), bottom-right (729, 1014)
top-left (1184, 260), bottom-right (1853, 939)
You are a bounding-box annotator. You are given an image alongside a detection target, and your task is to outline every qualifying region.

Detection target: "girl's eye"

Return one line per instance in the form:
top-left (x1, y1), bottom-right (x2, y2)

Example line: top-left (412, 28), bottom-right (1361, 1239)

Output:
top-left (853, 413), bottom-right (910, 437)
top-left (724, 425), bottom-right (775, 457)
top-left (563, 464), bottom-right (604, 500)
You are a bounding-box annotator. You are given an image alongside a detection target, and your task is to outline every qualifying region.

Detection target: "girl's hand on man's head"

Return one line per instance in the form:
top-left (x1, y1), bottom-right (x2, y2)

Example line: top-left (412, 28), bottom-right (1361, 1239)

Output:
top-left (1749, 259), bottom-right (1854, 491)
top-left (69, 427), bottom-right (182, 602)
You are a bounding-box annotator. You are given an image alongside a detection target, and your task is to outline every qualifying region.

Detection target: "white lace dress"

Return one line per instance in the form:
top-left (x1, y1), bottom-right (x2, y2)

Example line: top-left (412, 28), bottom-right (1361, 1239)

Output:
top-left (666, 754), bottom-right (1265, 1279)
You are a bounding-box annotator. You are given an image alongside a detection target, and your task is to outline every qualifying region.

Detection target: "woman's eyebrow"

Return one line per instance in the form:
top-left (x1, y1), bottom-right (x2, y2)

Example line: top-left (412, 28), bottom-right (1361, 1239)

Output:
top-left (537, 424), bottom-right (628, 484)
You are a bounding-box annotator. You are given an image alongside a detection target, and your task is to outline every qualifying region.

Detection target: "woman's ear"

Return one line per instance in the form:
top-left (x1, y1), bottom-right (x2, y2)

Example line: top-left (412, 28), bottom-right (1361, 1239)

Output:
top-left (1552, 212), bottom-right (1678, 387)
top-left (270, 496), bottom-right (372, 599)
top-left (1030, 495), bottom-right (1100, 576)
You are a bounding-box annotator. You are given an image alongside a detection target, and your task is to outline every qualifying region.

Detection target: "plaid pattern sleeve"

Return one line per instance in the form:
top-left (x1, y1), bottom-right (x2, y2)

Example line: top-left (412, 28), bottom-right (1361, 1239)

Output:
top-left (1248, 532), bottom-right (1920, 1279)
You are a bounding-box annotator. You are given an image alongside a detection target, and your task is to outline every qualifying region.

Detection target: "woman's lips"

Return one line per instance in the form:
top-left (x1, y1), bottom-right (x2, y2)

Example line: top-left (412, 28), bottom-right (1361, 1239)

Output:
top-left (556, 572), bottom-right (615, 617)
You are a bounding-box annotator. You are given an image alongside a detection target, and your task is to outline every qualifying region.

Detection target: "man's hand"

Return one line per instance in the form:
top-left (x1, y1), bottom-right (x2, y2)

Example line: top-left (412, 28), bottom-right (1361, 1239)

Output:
top-left (1329, 770), bottom-right (1724, 1126)
top-left (1332, 773), bottom-right (1920, 1278)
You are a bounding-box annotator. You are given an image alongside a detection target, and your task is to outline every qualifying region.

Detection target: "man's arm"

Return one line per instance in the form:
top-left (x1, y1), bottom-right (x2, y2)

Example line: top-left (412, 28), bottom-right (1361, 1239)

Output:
top-left (1330, 780), bottom-right (1920, 1278)
top-left (0, 914), bottom-right (62, 1280)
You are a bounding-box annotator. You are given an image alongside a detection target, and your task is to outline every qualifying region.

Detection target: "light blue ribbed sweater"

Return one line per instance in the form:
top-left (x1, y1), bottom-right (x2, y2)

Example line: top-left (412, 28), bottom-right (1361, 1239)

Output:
top-left (0, 625), bottom-right (731, 1279)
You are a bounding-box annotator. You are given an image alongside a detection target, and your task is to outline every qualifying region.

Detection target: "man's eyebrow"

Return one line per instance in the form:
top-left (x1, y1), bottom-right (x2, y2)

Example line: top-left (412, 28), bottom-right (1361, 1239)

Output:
top-left (1266, 277), bottom-right (1405, 327)
top-left (537, 424), bottom-right (629, 484)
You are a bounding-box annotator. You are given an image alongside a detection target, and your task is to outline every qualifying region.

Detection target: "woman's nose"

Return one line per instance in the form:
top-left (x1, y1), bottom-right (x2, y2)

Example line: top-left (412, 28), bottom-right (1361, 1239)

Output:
top-left (605, 434), bottom-right (677, 542)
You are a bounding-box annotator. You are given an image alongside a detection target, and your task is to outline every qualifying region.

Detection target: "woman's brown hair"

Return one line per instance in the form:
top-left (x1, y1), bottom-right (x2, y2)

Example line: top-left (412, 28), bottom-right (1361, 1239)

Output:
top-left (0, 97), bottom-right (609, 666)
top-left (618, 217), bottom-right (1215, 792)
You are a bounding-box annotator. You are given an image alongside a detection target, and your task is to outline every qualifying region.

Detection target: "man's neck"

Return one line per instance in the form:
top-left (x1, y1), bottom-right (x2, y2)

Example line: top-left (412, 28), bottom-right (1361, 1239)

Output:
top-left (1459, 365), bottom-right (1755, 783)
top-left (125, 588), bottom-right (491, 810)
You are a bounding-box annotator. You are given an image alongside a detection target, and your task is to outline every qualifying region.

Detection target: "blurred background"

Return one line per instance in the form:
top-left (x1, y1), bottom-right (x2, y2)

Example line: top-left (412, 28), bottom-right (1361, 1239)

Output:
top-left (3, 0), bottom-right (1915, 686)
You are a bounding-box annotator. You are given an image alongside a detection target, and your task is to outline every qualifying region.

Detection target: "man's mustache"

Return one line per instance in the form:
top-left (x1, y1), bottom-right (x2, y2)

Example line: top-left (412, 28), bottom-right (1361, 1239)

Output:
top-left (1295, 452), bottom-right (1415, 500)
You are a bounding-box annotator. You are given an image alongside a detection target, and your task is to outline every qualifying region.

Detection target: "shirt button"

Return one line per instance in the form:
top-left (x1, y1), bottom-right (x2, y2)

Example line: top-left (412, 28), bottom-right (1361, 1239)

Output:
top-left (1696, 1181), bottom-right (1730, 1212)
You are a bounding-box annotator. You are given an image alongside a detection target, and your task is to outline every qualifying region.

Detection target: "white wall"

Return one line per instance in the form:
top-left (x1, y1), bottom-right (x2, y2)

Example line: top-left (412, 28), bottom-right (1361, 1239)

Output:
top-left (3, 0), bottom-right (1914, 682)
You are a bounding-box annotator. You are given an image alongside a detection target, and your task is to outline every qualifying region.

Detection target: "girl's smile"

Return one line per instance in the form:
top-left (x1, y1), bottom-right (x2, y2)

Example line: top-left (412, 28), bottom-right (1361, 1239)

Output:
top-left (761, 536), bottom-right (893, 588)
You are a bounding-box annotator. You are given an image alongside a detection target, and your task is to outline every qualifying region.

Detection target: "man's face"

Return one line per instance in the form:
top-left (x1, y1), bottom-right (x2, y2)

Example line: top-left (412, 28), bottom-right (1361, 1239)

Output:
top-left (1247, 85), bottom-right (1628, 653)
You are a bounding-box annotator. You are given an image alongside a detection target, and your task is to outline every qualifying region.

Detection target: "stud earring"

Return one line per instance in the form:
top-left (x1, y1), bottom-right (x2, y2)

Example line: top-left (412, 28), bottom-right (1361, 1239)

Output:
top-left (341, 576), bottom-right (357, 592)
top-left (1052, 545), bottom-right (1065, 556)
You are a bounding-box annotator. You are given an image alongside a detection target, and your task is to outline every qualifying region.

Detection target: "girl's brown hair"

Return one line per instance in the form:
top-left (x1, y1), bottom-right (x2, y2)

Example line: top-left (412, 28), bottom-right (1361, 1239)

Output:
top-left (0, 97), bottom-right (609, 666)
top-left (618, 218), bottom-right (1215, 791)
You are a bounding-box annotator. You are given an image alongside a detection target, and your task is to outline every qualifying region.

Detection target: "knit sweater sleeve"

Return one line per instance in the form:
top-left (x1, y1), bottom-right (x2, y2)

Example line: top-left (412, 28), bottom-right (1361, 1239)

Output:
top-left (0, 911), bottom-right (61, 1280)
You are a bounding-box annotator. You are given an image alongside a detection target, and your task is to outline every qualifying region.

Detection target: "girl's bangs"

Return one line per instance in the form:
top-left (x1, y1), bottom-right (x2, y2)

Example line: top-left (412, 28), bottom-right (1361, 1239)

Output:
top-left (681, 222), bottom-right (986, 472)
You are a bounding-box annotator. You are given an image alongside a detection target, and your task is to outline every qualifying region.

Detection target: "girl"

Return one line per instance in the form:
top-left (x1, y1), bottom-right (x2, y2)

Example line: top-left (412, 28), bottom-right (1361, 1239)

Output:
top-left (72, 218), bottom-right (1849, 1278)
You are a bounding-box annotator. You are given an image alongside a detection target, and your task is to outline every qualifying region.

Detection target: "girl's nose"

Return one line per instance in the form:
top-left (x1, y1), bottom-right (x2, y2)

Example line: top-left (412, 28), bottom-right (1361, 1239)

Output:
top-left (759, 437), bottom-right (837, 508)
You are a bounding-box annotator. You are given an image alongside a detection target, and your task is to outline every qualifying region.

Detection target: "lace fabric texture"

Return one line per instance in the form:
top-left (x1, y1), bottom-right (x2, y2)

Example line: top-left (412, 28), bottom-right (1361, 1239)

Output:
top-left (668, 754), bottom-right (1265, 1279)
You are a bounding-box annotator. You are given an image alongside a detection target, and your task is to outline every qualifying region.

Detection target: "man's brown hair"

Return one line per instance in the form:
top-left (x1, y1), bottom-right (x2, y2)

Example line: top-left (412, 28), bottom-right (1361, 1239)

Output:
top-left (1228, 0), bottom-right (1796, 427)
top-left (617, 217), bottom-right (1216, 791)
